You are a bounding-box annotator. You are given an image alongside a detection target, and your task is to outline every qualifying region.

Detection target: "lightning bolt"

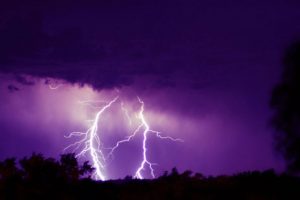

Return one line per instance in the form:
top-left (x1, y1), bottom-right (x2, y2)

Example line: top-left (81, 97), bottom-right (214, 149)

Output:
top-left (64, 96), bottom-right (119, 180)
top-left (65, 95), bottom-right (183, 180)
top-left (108, 97), bottom-right (183, 179)
top-left (134, 97), bottom-right (156, 179)
top-left (132, 97), bottom-right (183, 179)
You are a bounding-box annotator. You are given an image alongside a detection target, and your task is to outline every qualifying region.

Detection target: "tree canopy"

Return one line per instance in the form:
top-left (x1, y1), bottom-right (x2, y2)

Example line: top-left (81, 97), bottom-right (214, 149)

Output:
top-left (270, 41), bottom-right (300, 174)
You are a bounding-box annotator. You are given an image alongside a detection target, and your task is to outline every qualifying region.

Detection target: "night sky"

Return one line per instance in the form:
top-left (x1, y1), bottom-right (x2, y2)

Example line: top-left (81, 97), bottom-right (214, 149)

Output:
top-left (1, 0), bottom-right (300, 179)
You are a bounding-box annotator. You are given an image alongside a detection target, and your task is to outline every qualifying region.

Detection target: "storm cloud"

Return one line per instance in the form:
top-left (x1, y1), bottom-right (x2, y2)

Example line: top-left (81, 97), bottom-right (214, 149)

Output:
top-left (1, 0), bottom-right (299, 90)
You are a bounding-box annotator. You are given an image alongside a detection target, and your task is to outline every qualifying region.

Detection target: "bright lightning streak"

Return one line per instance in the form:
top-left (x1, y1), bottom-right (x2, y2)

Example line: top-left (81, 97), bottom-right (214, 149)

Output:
top-left (65, 95), bottom-right (183, 180)
top-left (134, 97), bottom-right (156, 179)
top-left (132, 97), bottom-right (184, 179)
top-left (64, 96), bottom-right (119, 180)
top-left (87, 96), bottom-right (119, 180)
top-left (106, 123), bottom-right (143, 160)
top-left (107, 97), bottom-right (183, 179)
top-left (155, 132), bottom-right (184, 142)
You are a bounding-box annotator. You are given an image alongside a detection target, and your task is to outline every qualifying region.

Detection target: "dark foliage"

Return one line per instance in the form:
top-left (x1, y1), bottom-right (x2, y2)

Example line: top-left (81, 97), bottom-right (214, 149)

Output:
top-left (0, 155), bottom-right (299, 199)
top-left (270, 41), bottom-right (300, 174)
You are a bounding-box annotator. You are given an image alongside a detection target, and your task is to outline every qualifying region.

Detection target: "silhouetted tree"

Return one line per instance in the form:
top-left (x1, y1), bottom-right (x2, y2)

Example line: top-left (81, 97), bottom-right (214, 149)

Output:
top-left (270, 41), bottom-right (300, 174)
top-left (60, 153), bottom-right (81, 181)
top-left (17, 153), bottom-right (94, 183)
top-left (0, 155), bottom-right (299, 200)
top-left (0, 158), bottom-right (21, 180)
top-left (79, 161), bottom-right (94, 178)
top-left (181, 170), bottom-right (193, 178)
top-left (194, 172), bottom-right (204, 180)
top-left (20, 153), bottom-right (60, 183)
top-left (171, 167), bottom-right (179, 176)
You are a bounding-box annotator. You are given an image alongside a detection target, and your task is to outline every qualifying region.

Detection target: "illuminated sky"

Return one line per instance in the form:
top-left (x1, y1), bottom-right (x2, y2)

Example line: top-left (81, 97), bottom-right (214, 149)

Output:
top-left (1, 0), bottom-right (300, 178)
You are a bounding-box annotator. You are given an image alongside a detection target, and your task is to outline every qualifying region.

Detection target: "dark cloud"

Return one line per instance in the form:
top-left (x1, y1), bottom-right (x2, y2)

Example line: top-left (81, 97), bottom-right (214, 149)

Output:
top-left (7, 84), bottom-right (19, 92)
top-left (15, 75), bottom-right (35, 86)
top-left (0, 0), bottom-right (300, 90)
top-left (0, 9), bottom-right (131, 89)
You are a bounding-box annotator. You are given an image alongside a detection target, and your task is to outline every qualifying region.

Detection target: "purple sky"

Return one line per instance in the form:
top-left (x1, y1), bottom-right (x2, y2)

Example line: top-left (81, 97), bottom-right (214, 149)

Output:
top-left (1, 0), bottom-right (300, 179)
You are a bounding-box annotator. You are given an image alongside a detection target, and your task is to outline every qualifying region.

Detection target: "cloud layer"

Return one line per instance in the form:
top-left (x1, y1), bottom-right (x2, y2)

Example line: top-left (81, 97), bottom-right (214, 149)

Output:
top-left (1, 0), bottom-right (299, 90)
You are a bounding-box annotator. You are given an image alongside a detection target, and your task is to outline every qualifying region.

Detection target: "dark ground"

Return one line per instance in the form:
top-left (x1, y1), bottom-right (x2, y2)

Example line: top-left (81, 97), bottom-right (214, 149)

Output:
top-left (0, 154), bottom-right (299, 200)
